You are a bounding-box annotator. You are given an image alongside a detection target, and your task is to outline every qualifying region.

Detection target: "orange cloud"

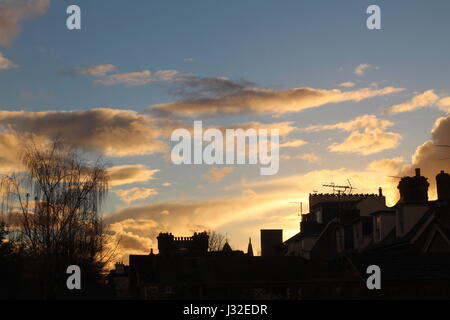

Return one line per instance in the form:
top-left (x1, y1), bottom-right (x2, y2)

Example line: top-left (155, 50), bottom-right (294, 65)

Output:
top-left (282, 152), bottom-right (321, 163)
top-left (300, 153), bottom-right (321, 163)
top-left (329, 128), bottom-right (402, 155)
top-left (151, 86), bottom-right (403, 117)
top-left (113, 187), bottom-right (158, 203)
top-left (0, 132), bottom-right (30, 173)
top-left (438, 97), bottom-right (450, 113)
top-left (0, 0), bottom-right (50, 46)
top-left (204, 167), bottom-right (234, 183)
top-left (397, 115), bottom-right (450, 199)
top-left (303, 114), bottom-right (393, 132)
top-left (216, 121), bottom-right (298, 137)
top-left (108, 165), bottom-right (159, 186)
top-left (105, 164), bottom-right (402, 262)
top-left (354, 63), bottom-right (379, 75)
top-left (385, 90), bottom-right (439, 114)
top-left (368, 157), bottom-right (405, 173)
top-left (279, 139), bottom-right (308, 148)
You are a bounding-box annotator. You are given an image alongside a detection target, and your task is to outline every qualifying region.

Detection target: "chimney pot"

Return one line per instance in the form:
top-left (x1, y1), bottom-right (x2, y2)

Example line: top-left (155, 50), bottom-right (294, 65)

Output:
top-left (415, 168), bottom-right (421, 177)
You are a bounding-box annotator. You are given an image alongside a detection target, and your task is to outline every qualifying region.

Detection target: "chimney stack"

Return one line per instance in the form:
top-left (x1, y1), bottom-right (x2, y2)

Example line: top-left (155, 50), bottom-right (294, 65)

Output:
top-left (398, 168), bottom-right (429, 203)
top-left (378, 187), bottom-right (383, 197)
top-left (436, 170), bottom-right (450, 201)
top-left (260, 229), bottom-right (282, 256)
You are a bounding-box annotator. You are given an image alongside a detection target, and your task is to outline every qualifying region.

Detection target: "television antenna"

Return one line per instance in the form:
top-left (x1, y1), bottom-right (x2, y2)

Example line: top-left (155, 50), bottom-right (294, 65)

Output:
top-left (289, 201), bottom-right (303, 216)
top-left (322, 179), bottom-right (356, 195)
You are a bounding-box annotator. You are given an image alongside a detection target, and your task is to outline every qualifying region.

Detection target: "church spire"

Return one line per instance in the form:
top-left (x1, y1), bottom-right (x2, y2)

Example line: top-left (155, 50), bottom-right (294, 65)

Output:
top-left (247, 237), bottom-right (254, 256)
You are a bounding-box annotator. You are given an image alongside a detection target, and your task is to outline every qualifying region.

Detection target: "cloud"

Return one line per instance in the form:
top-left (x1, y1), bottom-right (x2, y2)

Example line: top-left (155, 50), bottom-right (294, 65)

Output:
top-left (92, 69), bottom-right (181, 86)
top-left (102, 116), bottom-right (450, 262)
top-left (301, 115), bottom-right (401, 155)
top-left (303, 114), bottom-right (393, 132)
top-left (368, 157), bottom-right (405, 174)
top-left (279, 139), bottom-right (308, 148)
top-left (0, 52), bottom-right (16, 70)
top-left (397, 115), bottom-right (450, 199)
top-left (204, 167), bottom-right (234, 183)
top-left (385, 90), bottom-right (440, 114)
top-left (242, 189), bottom-right (257, 196)
top-left (108, 165), bottom-right (159, 186)
top-left (214, 121), bottom-right (298, 137)
top-left (0, 131), bottom-right (29, 173)
top-left (300, 153), bottom-right (322, 163)
top-left (151, 86), bottom-right (403, 117)
top-left (437, 97), bottom-right (450, 113)
top-left (107, 218), bottom-right (158, 260)
top-left (104, 164), bottom-right (402, 261)
top-left (329, 128), bottom-right (402, 155)
top-left (0, 109), bottom-right (167, 156)
top-left (339, 82), bottom-right (355, 88)
top-left (113, 187), bottom-right (158, 203)
top-left (170, 76), bottom-right (254, 98)
top-left (62, 64), bottom-right (117, 77)
top-left (63, 64), bottom-right (183, 86)
top-left (94, 70), bottom-right (153, 86)
top-left (0, 0), bottom-right (50, 46)
top-left (162, 182), bottom-right (172, 187)
top-left (80, 67), bottom-right (252, 96)
top-left (282, 152), bottom-right (321, 163)
top-left (164, 120), bottom-right (299, 144)
top-left (354, 63), bottom-right (379, 75)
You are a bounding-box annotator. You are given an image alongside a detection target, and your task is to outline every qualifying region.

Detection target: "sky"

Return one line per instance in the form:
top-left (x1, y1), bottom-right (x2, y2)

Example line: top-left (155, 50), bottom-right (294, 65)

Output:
top-left (1, 0), bottom-right (450, 261)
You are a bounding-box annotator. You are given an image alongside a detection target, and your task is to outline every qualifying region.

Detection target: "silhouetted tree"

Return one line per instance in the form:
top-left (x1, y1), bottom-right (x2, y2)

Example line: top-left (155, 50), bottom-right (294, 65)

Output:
top-left (0, 222), bottom-right (10, 255)
top-left (207, 230), bottom-right (226, 251)
top-left (0, 139), bottom-right (112, 298)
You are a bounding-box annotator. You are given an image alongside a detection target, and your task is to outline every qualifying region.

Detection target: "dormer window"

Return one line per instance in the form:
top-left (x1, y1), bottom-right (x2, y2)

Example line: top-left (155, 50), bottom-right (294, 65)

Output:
top-left (316, 209), bottom-right (323, 224)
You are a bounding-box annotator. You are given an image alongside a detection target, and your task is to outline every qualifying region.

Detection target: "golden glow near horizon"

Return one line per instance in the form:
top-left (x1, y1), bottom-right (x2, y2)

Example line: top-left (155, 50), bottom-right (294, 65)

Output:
top-left (1, 1), bottom-right (450, 265)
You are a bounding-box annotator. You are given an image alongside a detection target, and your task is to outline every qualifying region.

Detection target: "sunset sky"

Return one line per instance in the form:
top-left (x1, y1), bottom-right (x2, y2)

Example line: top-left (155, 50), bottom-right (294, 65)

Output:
top-left (1, 0), bottom-right (450, 261)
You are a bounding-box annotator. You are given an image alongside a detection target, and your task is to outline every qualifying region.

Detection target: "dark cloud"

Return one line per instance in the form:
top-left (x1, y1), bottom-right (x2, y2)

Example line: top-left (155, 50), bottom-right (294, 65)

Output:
top-left (0, 109), bottom-right (167, 156)
top-left (169, 75), bottom-right (255, 98)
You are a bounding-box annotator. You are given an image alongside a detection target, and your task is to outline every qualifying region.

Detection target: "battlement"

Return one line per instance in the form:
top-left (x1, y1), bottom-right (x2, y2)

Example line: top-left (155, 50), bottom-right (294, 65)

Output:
top-left (157, 231), bottom-right (209, 255)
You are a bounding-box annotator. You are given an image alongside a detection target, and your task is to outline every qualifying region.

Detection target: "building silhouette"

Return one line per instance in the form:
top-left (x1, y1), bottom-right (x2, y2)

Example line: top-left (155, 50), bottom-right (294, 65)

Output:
top-left (108, 168), bottom-right (450, 299)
